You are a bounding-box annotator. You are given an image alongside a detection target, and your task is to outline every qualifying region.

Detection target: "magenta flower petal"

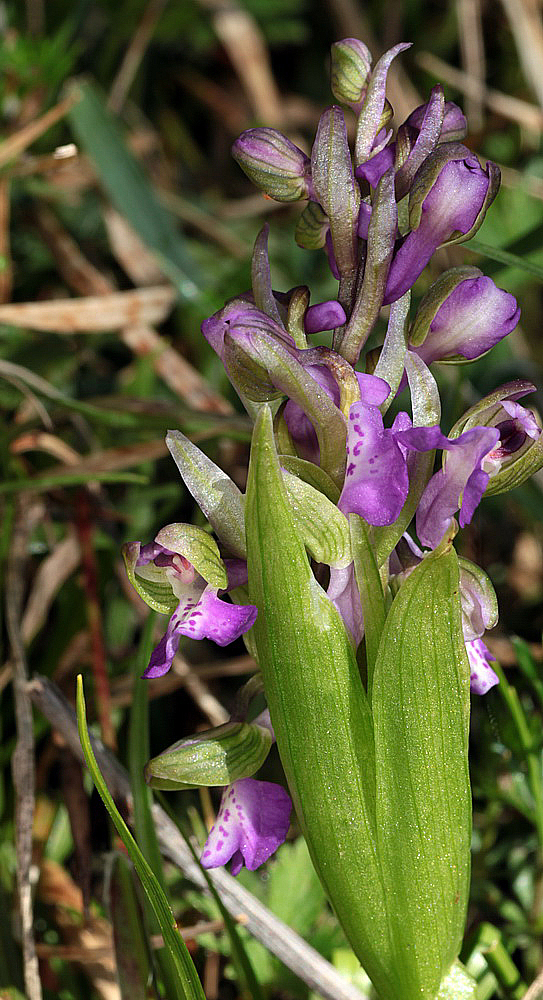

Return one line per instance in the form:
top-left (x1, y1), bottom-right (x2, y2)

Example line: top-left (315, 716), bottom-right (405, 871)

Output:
top-left (339, 402), bottom-right (409, 525)
top-left (356, 372), bottom-right (390, 406)
top-left (398, 425), bottom-right (499, 548)
top-left (355, 143), bottom-right (395, 187)
top-left (384, 153), bottom-right (490, 304)
top-left (416, 276), bottom-right (520, 364)
top-left (201, 778), bottom-right (292, 874)
top-left (142, 588), bottom-right (257, 678)
top-left (406, 100), bottom-right (467, 140)
top-left (304, 300), bottom-right (347, 334)
top-left (466, 638), bottom-right (499, 695)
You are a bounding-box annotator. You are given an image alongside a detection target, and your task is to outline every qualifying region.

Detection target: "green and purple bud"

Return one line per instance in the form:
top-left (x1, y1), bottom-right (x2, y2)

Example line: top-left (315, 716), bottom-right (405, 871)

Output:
top-left (330, 37), bottom-right (372, 108)
top-left (409, 267), bottom-right (520, 363)
top-left (232, 128), bottom-right (314, 202)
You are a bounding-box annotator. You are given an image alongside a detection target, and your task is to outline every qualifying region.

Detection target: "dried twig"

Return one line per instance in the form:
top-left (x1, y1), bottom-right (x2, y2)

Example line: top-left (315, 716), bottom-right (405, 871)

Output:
top-left (198, 0), bottom-right (285, 126)
top-left (29, 674), bottom-right (367, 1000)
top-left (417, 51), bottom-right (543, 132)
top-left (108, 0), bottom-right (170, 114)
top-left (0, 93), bottom-right (78, 169)
top-left (172, 654), bottom-right (229, 726)
top-left (500, 0), bottom-right (543, 110)
top-left (7, 499), bottom-right (43, 1000)
top-left (0, 286), bottom-right (177, 332)
top-left (456, 0), bottom-right (486, 131)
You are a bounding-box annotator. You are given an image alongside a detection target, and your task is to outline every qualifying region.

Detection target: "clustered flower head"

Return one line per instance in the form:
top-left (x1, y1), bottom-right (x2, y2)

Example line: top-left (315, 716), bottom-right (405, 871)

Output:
top-left (124, 38), bottom-right (543, 877)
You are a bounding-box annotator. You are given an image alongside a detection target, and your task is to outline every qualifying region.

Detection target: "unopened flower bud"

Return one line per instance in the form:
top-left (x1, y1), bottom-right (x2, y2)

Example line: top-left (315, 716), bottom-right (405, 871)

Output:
top-left (144, 720), bottom-right (273, 790)
top-left (295, 201), bottom-right (329, 250)
top-left (330, 38), bottom-right (372, 107)
top-left (232, 128), bottom-right (313, 202)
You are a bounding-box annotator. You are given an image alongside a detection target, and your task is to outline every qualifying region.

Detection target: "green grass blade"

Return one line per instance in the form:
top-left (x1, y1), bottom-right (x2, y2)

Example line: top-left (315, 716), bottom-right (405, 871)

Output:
top-left (129, 613), bottom-right (185, 998)
top-left (67, 81), bottom-right (199, 298)
top-left (467, 239), bottom-right (543, 282)
top-left (76, 674), bottom-right (206, 1000)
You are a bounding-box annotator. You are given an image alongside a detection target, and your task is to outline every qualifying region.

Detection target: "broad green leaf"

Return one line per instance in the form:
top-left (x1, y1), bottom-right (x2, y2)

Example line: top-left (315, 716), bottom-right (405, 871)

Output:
top-left (245, 405), bottom-right (397, 1000)
top-left (166, 430), bottom-right (246, 559)
top-left (109, 853), bottom-right (151, 1000)
top-left (283, 470), bottom-right (351, 567)
top-left (372, 542), bottom-right (471, 1000)
top-left (76, 676), bottom-right (206, 1000)
top-left (67, 81), bottom-right (199, 298)
top-left (279, 455), bottom-right (340, 504)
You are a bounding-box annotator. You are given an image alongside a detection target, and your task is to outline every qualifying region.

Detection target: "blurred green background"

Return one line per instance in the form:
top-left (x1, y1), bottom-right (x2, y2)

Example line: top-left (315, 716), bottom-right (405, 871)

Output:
top-left (2, 1), bottom-right (543, 998)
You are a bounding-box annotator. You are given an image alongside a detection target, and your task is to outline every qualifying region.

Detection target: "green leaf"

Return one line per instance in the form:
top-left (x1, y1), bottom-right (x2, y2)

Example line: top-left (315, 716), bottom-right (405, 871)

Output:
top-left (372, 541), bottom-right (471, 1000)
top-left (76, 675), bottom-right (206, 1000)
top-left (67, 80), bottom-right (199, 298)
top-left (166, 430), bottom-right (246, 558)
top-left (245, 405), bottom-right (397, 1000)
top-left (283, 469), bottom-right (351, 567)
top-left (278, 455), bottom-right (340, 504)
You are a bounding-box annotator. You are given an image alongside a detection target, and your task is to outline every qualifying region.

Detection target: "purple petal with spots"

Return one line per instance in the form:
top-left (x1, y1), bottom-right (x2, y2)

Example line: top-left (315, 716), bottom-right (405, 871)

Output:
top-left (200, 778), bottom-right (292, 875)
top-left (466, 638), bottom-right (499, 695)
top-left (304, 300), bottom-right (347, 334)
top-left (384, 154), bottom-right (490, 304)
top-left (397, 424), bottom-right (499, 548)
top-left (416, 276), bottom-right (519, 364)
top-left (142, 588), bottom-right (257, 678)
top-left (339, 402), bottom-right (409, 525)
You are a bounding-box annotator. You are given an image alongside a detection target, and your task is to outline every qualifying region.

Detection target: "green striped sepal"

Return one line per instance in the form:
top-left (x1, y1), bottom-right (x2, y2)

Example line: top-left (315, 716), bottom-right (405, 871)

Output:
top-left (144, 721), bottom-right (272, 790)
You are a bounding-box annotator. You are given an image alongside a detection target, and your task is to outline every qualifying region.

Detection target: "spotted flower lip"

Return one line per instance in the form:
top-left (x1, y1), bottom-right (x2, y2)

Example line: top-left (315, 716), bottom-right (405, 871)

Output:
top-left (338, 402), bottom-right (411, 526)
top-left (128, 539), bottom-right (257, 679)
top-left (200, 778), bottom-right (292, 875)
top-left (466, 639), bottom-right (499, 695)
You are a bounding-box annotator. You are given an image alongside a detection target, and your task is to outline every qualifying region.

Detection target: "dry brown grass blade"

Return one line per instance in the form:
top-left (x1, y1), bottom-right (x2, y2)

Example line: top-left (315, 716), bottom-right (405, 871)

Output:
top-left (39, 859), bottom-right (120, 1000)
top-left (0, 286), bottom-right (177, 332)
top-left (12, 429), bottom-right (82, 465)
top-left (456, 0), bottom-right (486, 131)
top-left (416, 51), bottom-right (543, 132)
top-left (47, 439), bottom-right (168, 478)
top-left (108, 0), bottom-right (170, 113)
top-left (34, 203), bottom-right (112, 297)
top-left (500, 0), bottom-right (543, 110)
top-left (0, 93), bottom-right (78, 169)
top-left (198, 0), bottom-right (285, 126)
top-left (172, 653), bottom-right (229, 725)
top-left (21, 533), bottom-right (81, 646)
top-left (33, 203), bottom-right (232, 412)
top-left (7, 498), bottom-right (43, 1000)
top-left (122, 323), bottom-right (233, 413)
top-left (102, 206), bottom-right (165, 286)
top-left (0, 178), bottom-right (13, 303)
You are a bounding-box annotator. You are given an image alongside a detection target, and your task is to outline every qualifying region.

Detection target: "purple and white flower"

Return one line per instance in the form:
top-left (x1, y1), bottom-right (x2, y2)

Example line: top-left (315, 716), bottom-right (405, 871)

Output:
top-left (466, 639), bottom-right (499, 695)
top-left (201, 778), bottom-right (292, 875)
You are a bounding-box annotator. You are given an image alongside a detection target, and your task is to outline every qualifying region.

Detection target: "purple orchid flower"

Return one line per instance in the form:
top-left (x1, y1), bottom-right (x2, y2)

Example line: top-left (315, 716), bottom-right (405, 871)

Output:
top-left (384, 150), bottom-right (495, 304)
top-left (304, 300), bottom-right (347, 334)
top-left (396, 424), bottom-right (500, 549)
top-left (232, 128), bottom-right (314, 202)
top-left (404, 99), bottom-right (467, 141)
top-left (338, 402), bottom-right (412, 526)
top-left (134, 543), bottom-right (257, 678)
top-left (482, 398), bottom-right (541, 475)
top-left (201, 778), bottom-right (292, 875)
top-left (413, 274), bottom-right (519, 364)
top-left (466, 639), bottom-right (499, 695)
